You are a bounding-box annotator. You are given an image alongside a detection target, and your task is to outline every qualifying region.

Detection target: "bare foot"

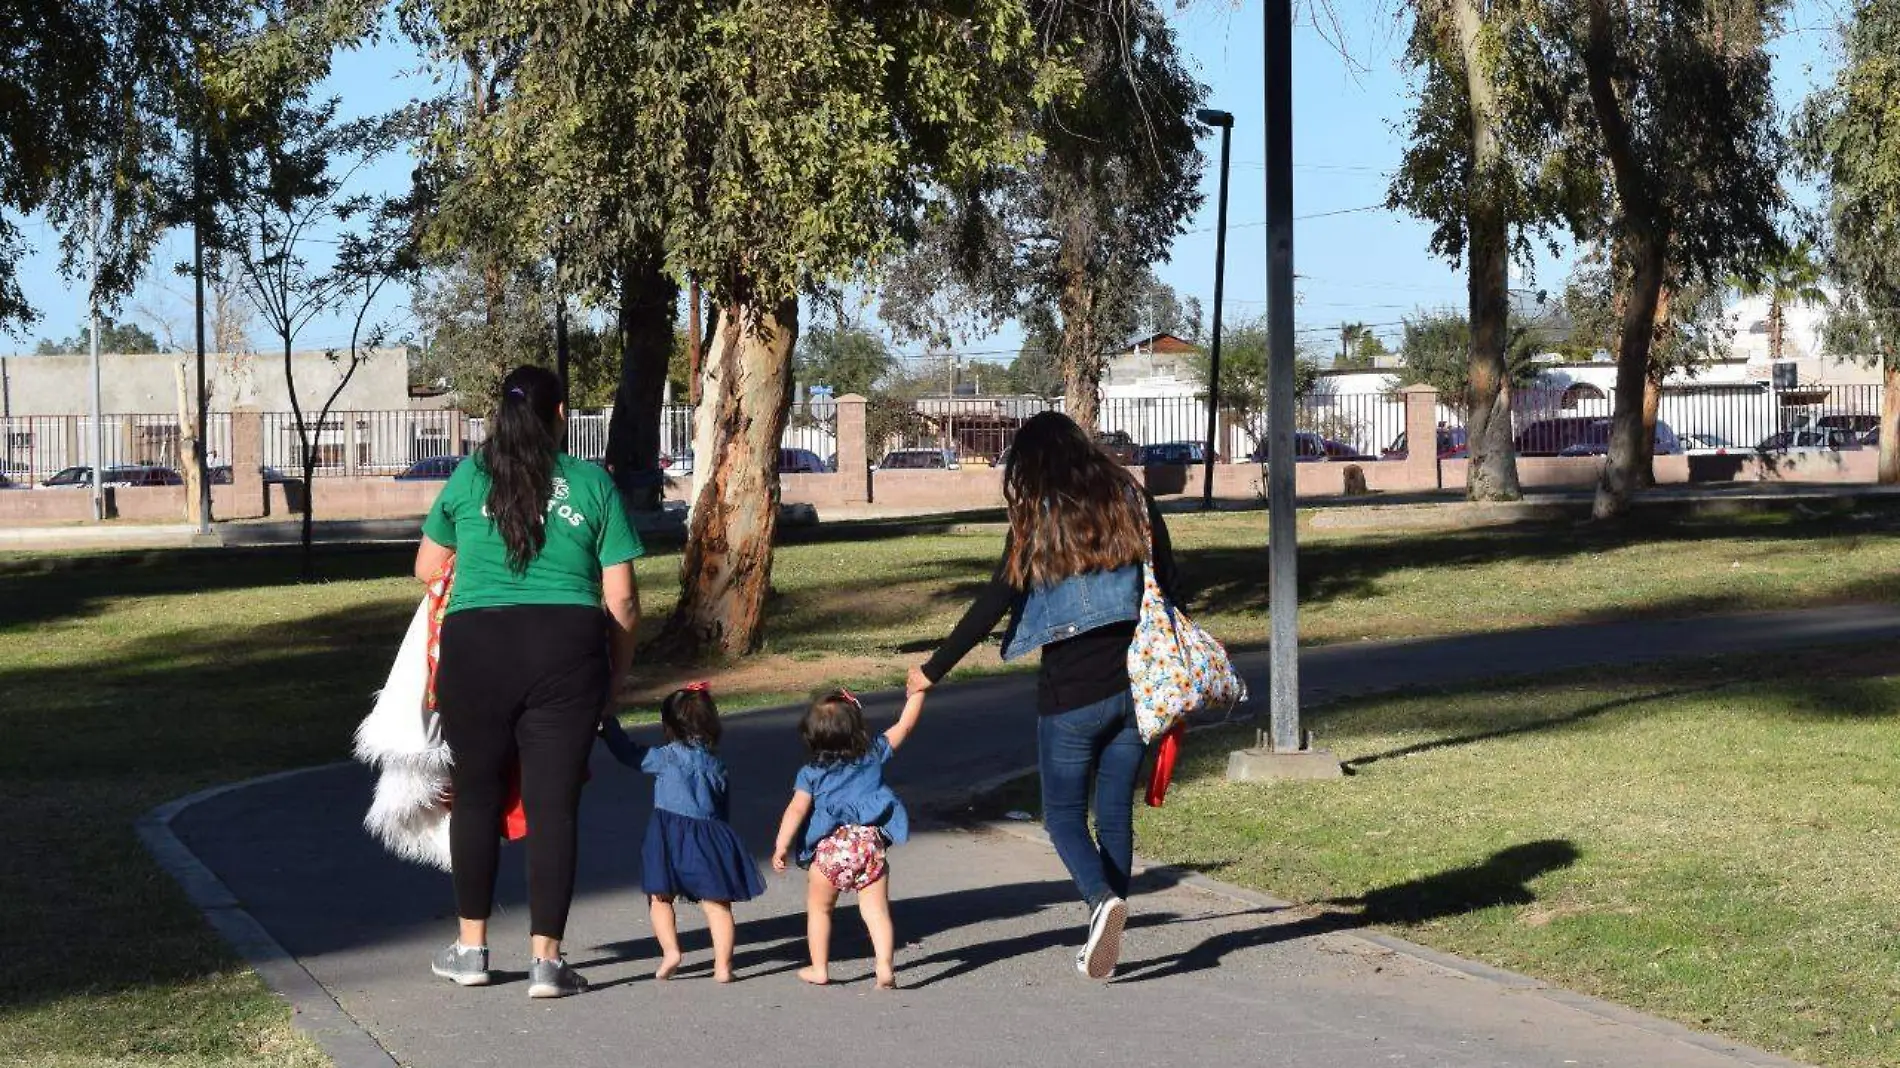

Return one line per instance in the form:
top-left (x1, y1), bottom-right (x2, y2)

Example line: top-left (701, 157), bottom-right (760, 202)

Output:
top-left (797, 965), bottom-right (830, 986)
top-left (875, 969), bottom-right (898, 990)
top-left (655, 954), bottom-right (682, 981)
top-left (714, 968), bottom-right (733, 984)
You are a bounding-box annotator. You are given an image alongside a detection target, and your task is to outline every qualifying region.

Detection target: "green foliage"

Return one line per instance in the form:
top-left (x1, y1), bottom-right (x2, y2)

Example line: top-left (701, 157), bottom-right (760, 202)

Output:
top-left (1392, 309), bottom-right (1541, 408)
top-left (1561, 253), bottom-right (1731, 380)
top-left (412, 0), bottom-right (1061, 313)
top-left (795, 324), bottom-right (895, 398)
top-left (1797, 0), bottom-right (1900, 368)
top-left (1184, 316), bottom-right (1321, 438)
top-left (878, 0), bottom-right (1203, 398)
top-left (411, 262), bottom-right (619, 416)
top-left (1387, 3), bottom-right (1595, 272)
top-left (3, 0), bottom-right (258, 333)
top-left (1332, 322), bottom-right (1388, 370)
top-left (33, 318), bottom-right (164, 355)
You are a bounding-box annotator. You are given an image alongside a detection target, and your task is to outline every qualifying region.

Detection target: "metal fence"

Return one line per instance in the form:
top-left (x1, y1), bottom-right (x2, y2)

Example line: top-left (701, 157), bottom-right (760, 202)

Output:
top-left (1433, 383), bottom-right (1884, 454)
top-left (1, 413), bottom-right (234, 483)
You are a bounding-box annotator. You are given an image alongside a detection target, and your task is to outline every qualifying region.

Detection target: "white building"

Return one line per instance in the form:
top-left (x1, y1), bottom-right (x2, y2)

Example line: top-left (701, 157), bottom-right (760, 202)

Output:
top-left (0, 348), bottom-right (413, 417)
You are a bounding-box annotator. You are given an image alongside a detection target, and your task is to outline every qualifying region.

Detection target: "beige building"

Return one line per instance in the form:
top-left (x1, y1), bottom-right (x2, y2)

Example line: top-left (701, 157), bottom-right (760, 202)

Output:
top-left (0, 348), bottom-right (411, 418)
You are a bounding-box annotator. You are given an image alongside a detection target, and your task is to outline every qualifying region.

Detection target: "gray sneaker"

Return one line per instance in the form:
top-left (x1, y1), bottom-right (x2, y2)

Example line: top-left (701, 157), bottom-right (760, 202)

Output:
top-left (430, 943), bottom-right (490, 987)
top-left (528, 955), bottom-right (589, 999)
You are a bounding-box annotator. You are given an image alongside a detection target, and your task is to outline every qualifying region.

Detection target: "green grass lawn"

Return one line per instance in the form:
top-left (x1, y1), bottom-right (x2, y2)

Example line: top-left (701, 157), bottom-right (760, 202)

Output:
top-left (5, 506), bottom-right (1900, 1064)
top-left (1125, 647), bottom-right (1900, 1068)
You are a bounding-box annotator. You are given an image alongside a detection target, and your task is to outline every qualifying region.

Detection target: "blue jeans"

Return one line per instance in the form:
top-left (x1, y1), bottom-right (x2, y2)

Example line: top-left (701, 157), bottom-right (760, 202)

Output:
top-left (1037, 690), bottom-right (1144, 910)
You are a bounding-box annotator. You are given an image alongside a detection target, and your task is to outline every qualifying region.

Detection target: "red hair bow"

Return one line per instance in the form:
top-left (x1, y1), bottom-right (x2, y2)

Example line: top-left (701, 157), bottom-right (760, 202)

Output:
top-left (683, 680), bottom-right (712, 694)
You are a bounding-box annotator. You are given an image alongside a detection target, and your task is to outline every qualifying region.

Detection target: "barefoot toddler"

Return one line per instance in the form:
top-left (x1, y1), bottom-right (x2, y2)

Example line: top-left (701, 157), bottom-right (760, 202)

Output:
top-left (772, 687), bottom-right (923, 989)
top-left (600, 683), bottom-right (764, 982)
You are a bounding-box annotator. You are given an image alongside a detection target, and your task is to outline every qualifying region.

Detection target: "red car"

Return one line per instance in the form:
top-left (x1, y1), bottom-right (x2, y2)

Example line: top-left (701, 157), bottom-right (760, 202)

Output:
top-left (1382, 426), bottom-right (1469, 460)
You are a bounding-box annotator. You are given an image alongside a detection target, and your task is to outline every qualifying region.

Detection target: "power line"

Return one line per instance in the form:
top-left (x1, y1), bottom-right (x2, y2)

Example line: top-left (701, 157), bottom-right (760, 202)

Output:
top-left (1181, 203), bottom-right (1390, 235)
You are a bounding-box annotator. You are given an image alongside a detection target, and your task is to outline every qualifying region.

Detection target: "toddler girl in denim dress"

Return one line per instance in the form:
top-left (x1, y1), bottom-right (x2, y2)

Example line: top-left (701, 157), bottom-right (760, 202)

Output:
top-left (771, 687), bottom-right (924, 989)
top-left (600, 684), bottom-right (764, 982)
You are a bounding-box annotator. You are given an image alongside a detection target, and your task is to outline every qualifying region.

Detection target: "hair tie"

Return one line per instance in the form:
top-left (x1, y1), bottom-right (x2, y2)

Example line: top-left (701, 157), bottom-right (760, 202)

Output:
top-left (836, 688), bottom-right (862, 710)
top-left (682, 680), bottom-right (711, 694)
top-left (506, 385), bottom-right (527, 399)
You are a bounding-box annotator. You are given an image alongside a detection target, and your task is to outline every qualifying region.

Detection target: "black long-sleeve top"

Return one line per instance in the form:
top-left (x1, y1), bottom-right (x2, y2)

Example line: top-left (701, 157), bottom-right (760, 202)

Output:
top-left (921, 497), bottom-right (1178, 714)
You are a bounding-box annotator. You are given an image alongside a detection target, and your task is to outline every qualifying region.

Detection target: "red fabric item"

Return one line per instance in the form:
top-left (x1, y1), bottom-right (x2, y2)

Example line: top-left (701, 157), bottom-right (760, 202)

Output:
top-left (501, 765), bottom-right (529, 841)
top-left (1145, 723), bottom-right (1185, 807)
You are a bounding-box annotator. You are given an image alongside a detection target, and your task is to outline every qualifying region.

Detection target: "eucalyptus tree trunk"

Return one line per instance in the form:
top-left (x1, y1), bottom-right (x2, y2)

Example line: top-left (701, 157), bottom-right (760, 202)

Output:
top-left (1057, 248), bottom-right (1103, 432)
top-left (1583, 0), bottom-right (1666, 520)
top-left (1639, 372), bottom-right (1662, 488)
top-left (604, 246), bottom-right (677, 511)
top-left (664, 297), bottom-right (798, 657)
top-left (1881, 358), bottom-right (1900, 485)
top-left (1595, 235), bottom-right (1666, 518)
top-left (1452, 0), bottom-right (1522, 502)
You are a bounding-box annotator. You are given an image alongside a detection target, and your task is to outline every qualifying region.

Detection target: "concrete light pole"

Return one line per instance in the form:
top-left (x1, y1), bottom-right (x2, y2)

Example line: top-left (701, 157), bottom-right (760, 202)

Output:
top-left (1195, 107), bottom-right (1234, 511)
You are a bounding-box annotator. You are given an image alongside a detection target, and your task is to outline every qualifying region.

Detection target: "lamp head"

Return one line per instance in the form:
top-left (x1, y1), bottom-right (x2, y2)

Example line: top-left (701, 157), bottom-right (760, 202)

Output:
top-left (1195, 108), bottom-right (1235, 128)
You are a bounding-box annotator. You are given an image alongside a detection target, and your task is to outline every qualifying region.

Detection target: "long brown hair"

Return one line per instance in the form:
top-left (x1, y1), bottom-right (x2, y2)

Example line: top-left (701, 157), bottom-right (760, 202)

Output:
top-left (1002, 412), bottom-right (1149, 588)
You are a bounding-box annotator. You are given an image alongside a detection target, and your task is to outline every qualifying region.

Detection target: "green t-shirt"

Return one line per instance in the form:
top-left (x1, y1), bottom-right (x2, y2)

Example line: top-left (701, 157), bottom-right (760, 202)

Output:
top-left (422, 453), bottom-right (644, 614)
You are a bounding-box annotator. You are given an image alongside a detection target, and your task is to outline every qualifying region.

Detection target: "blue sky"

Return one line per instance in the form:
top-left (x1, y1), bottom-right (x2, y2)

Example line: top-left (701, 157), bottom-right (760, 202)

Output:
top-left (5, 0), bottom-right (1842, 367)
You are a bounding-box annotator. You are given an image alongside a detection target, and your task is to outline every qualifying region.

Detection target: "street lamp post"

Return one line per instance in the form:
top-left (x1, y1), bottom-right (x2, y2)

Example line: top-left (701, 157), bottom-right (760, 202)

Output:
top-left (1195, 107), bottom-right (1234, 511)
top-left (1226, 0), bottom-right (1341, 781)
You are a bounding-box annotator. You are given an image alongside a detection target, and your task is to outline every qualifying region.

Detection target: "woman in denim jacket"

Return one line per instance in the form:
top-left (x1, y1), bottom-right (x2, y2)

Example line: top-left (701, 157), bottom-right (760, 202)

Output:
top-left (910, 411), bottom-right (1176, 981)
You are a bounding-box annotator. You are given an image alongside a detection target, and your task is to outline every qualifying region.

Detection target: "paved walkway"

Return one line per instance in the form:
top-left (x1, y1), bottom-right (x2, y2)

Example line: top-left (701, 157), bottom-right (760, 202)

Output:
top-left (164, 607), bottom-right (1900, 1068)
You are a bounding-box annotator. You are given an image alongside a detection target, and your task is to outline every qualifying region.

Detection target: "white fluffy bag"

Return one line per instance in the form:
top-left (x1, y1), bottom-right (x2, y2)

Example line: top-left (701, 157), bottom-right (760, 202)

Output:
top-left (355, 592), bottom-right (454, 870)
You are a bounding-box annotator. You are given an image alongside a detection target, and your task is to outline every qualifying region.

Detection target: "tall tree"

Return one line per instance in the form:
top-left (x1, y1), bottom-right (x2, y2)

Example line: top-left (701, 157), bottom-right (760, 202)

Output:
top-left (422, 0), bottom-right (1060, 656)
top-left (1798, 0), bottom-right (1900, 483)
top-left (881, 0), bottom-right (1204, 431)
top-left (1548, 0), bottom-right (1786, 517)
top-left (1390, 0), bottom-right (1591, 502)
top-left (1732, 240), bottom-right (1828, 364)
top-left (216, 95), bottom-right (414, 575)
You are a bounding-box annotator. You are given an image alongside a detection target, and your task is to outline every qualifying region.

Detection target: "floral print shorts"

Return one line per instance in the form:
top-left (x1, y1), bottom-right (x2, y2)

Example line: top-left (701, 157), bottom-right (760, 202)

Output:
top-left (813, 824), bottom-right (888, 892)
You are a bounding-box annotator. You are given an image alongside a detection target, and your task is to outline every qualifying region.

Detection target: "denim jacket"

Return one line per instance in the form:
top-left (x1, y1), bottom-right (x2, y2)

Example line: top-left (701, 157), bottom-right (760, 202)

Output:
top-left (997, 563), bottom-right (1143, 662)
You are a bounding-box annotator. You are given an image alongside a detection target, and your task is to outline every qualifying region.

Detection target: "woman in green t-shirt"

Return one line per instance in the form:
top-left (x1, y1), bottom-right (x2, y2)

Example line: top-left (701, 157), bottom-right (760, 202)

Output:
top-left (413, 365), bottom-right (643, 999)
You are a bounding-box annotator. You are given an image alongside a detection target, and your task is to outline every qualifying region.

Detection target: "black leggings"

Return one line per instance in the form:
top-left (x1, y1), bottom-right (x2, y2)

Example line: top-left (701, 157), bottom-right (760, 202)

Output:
top-left (437, 605), bottom-right (606, 940)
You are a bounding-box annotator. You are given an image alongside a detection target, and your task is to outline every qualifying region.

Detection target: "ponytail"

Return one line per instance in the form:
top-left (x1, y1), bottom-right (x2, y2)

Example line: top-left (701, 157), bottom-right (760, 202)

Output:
top-left (483, 365), bottom-right (564, 572)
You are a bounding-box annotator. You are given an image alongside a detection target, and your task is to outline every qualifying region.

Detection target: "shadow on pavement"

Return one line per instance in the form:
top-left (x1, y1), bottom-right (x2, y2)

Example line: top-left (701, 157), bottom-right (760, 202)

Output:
top-left (1115, 839), bottom-right (1580, 985)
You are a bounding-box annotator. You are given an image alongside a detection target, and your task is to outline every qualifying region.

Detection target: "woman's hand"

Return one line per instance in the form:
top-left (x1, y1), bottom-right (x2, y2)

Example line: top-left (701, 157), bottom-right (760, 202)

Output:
top-left (771, 845), bottom-right (790, 873)
top-left (907, 665), bottom-right (934, 695)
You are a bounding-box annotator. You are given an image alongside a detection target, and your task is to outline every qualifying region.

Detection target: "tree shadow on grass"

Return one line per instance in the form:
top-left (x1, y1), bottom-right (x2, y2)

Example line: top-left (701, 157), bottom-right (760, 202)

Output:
top-left (0, 543), bottom-right (416, 631)
top-left (1114, 839), bottom-right (1580, 984)
top-left (1179, 506), bottom-right (1900, 619)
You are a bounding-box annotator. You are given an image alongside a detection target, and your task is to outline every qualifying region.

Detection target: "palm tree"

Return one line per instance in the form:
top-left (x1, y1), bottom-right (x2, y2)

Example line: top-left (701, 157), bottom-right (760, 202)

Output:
top-left (1337, 321), bottom-right (1368, 366)
top-left (1735, 242), bottom-right (1830, 363)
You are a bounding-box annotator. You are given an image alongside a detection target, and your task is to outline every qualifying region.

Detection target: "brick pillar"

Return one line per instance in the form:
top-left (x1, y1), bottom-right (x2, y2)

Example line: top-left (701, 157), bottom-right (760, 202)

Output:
top-left (232, 407), bottom-right (265, 518)
top-left (344, 416), bottom-right (360, 478)
top-left (835, 393), bottom-right (870, 504)
top-left (1400, 384), bottom-right (1443, 490)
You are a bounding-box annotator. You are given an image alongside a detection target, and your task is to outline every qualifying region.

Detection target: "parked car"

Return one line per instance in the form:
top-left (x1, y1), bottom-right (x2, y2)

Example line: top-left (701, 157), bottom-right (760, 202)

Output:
top-left (875, 448), bottom-right (961, 471)
top-left (40, 464), bottom-right (184, 488)
top-left (1516, 416), bottom-right (1683, 457)
top-left (394, 455), bottom-right (463, 481)
top-left (1755, 428), bottom-right (1861, 454)
top-left (1092, 430), bottom-right (1142, 464)
top-left (1137, 441), bottom-right (1212, 465)
top-left (1818, 414), bottom-right (1880, 437)
top-left (1381, 426), bottom-right (1468, 460)
top-left (209, 464), bottom-right (293, 485)
top-left (1678, 433), bottom-right (1735, 456)
top-left (1250, 432), bottom-right (1369, 463)
top-left (0, 471), bottom-right (15, 490)
top-left (1863, 426), bottom-right (1881, 447)
top-left (779, 448), bottom-right (830, 474)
